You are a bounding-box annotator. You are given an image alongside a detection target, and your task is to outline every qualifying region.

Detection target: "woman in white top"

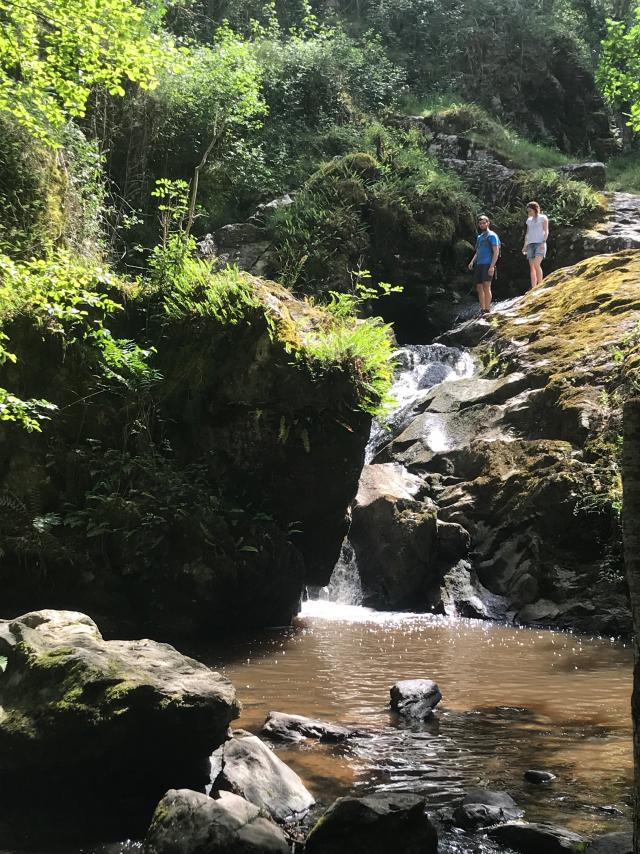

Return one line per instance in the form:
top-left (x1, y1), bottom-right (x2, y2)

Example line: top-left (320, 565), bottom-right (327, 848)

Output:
top-left (522, 200), bottom-right (549, 289)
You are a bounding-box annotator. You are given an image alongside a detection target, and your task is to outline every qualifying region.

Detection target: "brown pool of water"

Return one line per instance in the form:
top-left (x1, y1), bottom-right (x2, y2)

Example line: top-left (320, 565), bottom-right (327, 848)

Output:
top-left (199, 601), bottom-right (633, 837)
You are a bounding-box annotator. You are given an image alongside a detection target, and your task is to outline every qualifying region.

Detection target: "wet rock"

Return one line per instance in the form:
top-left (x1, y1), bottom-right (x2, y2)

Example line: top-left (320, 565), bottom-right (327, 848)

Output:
top-left (437, 520), bottom-right (471, 562)
top-left (0, 610), bottom-right (239, 834)
top-left (349, 463), bottom-right (437, 608)
top-left (143, 788), bottom-right (289, 854)
top-left (262, 711), bottom-right (356, 743)
top-left (586, 831), bottom-right (633, 854)
top-left (439, 560), bottom-right (510, 620)
top-left (560, 162), bottom-right (606, 190)
top-left (210, 729), bottom-right (314, 823)
top-left (390, 679), bottom-right (442, 719)
top-left (487, 821), bottom-right (589, 853)
top-left (305, 793), bottom-right (437, 854)
top-left (453, 789), bottom-right (524, 830)
top-left (524, 769), bottom-right (556, 783)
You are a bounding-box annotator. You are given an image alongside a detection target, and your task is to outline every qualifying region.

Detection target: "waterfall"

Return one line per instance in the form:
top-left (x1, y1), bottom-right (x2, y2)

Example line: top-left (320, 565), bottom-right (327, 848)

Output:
top-left (319, 540), bottom-right (363, 605)
top-left (366, 344), bottom-right (474, 462)
top-left (319, 343), bottom-right (473, 606)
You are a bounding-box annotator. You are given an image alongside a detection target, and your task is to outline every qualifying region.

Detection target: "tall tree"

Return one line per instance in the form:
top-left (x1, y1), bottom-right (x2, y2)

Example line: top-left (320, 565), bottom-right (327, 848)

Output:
top-left (0, 0), bottom-right (171, 144)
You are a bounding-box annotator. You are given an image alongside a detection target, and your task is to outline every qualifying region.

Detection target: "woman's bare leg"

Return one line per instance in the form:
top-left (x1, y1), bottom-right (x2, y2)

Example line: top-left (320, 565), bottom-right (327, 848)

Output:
top-left (528, 258), bottom-right (537, 289)
top-left (534, 256), bottom-right (544, 285)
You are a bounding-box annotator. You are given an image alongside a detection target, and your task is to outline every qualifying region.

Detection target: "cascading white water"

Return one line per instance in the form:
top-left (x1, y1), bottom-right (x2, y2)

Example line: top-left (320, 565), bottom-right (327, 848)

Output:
top-left (366, 343), bottom-right (474, 462)
top-left (319, 540), bottom-right (363, 605)
top-left (320, 343), bottom-right (474, 605)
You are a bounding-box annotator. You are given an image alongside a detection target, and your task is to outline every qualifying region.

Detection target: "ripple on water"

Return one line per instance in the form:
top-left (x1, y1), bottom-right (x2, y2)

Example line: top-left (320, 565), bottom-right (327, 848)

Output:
top-left (200, 604), bottom-right (632, 838)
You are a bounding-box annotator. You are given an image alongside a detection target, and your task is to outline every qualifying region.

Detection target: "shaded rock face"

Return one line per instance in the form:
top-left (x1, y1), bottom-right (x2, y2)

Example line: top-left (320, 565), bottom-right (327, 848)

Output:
top-left (143, 789), bottom-right (290, 854)
top-left (371, 251), bottom-right (639, 633)
top-left (0, 273), bottom-right (371, 633)
top-left (349, 463), bottom-right (437, 608)
top-left (305, 793), bottom-right (437, 854)
top-left (0, 610), bottom-right (239, 840)
top-left (210, 729), bottom-right (314, 823)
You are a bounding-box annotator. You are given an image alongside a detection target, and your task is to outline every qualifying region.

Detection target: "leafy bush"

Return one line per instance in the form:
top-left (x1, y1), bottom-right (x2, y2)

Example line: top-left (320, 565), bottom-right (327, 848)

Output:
top-left (504, 169), bottom-right (605, 227)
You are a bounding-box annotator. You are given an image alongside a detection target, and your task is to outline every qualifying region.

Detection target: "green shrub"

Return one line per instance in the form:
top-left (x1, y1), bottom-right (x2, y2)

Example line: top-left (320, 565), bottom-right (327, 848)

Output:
top-left (607, 150), bottom-right (640, 193)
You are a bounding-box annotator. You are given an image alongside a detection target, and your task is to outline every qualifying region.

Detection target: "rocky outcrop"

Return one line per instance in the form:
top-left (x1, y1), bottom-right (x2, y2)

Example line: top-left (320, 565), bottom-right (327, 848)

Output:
top-left (144, 789), bottom-right (290, 854)
top-left (0, 610), bottom-right (239, 838)
top-left (553, 193), bottom-right (640, 270)
top-left (371, 251), bottom-right (640, 633)
top-left (560, 162), bottom-right (606, 190)
top-left (349, 463), bottom-right (437, 608)
top-left (586, 832), bottom-right (633, 854)
top-left (210, 730), bottom-right (314, 822)
top-left (0, 264), bottom-right (377, 633)
top-left (305, 794), bottom-right (438, 854)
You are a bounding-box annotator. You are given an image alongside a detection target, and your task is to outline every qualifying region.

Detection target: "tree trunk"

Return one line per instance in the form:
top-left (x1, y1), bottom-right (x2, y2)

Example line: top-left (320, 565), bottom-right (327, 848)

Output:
top-left (623, 397), bottom-right (640, 854)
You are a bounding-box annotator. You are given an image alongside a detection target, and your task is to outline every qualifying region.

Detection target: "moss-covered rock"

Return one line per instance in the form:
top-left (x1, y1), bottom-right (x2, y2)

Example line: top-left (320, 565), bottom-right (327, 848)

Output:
top-left (375, 250), bottom-right (640, 633)
top-left (0, 256), bottom-right (391, 633)
top-left (0, 609), bottom-right (239, 841)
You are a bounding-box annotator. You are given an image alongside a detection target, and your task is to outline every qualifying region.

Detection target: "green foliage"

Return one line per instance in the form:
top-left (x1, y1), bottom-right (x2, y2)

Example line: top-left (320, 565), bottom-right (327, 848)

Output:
top-left (598, 11), bottom-right (640, 129)
top-left (607, 149), bottom-right (640, 191)
top-left (411, 98), bottom-right (572, 169)
top-left (501, 169), bottom-right (605, 227)
top-left (0, 0), bottom-right (173, 145)
top-left (0, 251), bottom-right (159, 430)
top-left (0, 121), bottom-right (106, 258)
top-left (270, 137), bottom-right (475, 295)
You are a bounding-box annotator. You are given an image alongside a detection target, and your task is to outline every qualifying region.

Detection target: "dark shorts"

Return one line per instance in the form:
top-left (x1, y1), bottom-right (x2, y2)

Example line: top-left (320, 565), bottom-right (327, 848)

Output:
top-left (473, 263), bottom-right (495, 285)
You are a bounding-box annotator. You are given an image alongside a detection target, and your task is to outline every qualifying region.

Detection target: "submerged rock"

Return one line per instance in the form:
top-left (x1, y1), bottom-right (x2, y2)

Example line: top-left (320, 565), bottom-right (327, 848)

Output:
top-left (453, 789), bottom-right (524, 830)
top-left (487, 822), bottom-right (589, 853)
top-left (143, 789), bottom-right (289, 854)
top-left (305, 793), bottom-right (437, 854)
top-left (524, 769), bottom-right (556, 783)
top-left (210, 729), bottom-right (314, 823)
top-left (262, 711), bottom-right (357, 743)
top-left (0, 610), bottom-right (239, 835)
top-left (390, 679), bottom-right (442, 719)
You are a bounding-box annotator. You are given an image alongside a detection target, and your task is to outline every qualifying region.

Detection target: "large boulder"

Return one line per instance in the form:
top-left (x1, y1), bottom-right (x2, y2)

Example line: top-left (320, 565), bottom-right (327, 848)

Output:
top-left (210, 730), bottom-right (314, 823)
top-left (487, 822), bottom-right (589, 853)
top-left (560, 162), bottom-right (606, 190)
top-left (0, 610), bottom-right (239, 837)
top-left (349, 463), bottom-right (438, 608)
top-left (304, 793), bottom-right (437, 854)
top-left (143, 789), bottom-right (290, 854)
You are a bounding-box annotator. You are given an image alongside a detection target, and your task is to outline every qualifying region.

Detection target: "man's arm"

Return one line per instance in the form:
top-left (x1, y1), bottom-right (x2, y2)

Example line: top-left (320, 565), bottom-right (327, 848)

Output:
top-left (468, 251), bottom-right (477, 271)
top-left (489, 238), bottom-right (499, 272)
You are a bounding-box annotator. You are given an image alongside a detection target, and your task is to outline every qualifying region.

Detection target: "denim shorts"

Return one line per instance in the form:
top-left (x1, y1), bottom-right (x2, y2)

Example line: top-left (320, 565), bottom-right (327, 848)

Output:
top-left (527, 242), bottom-right (546, 259)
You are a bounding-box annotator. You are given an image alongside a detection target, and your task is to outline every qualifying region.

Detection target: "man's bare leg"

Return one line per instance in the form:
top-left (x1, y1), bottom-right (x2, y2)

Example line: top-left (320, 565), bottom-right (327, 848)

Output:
top-left (481, 281), bottom-right (492, 312)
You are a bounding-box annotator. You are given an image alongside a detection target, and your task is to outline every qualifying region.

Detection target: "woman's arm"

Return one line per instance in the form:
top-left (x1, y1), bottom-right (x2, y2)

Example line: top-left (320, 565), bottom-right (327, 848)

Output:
top-left (543, 215), bottom-right (549, 241)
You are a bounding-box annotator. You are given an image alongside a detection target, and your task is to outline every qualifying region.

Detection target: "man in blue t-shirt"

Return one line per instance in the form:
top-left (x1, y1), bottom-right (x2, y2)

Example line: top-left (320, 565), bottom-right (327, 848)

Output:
top-left (468, 214), bottom-right (500, 314)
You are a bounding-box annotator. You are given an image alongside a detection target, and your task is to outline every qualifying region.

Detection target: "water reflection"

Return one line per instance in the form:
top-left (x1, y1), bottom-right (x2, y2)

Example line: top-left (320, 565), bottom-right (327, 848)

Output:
top-left (202, 604), bottom-right (633, 837)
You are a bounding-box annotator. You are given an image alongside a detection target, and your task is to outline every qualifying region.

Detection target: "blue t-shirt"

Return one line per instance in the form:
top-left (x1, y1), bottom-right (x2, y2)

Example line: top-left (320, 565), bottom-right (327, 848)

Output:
top-left (476, 230), bottom-right (499, 265)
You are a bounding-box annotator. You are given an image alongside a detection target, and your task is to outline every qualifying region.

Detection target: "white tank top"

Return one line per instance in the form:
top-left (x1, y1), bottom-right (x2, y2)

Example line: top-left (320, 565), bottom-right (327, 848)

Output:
top-left (526, 214), bottom-right (548, 244)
